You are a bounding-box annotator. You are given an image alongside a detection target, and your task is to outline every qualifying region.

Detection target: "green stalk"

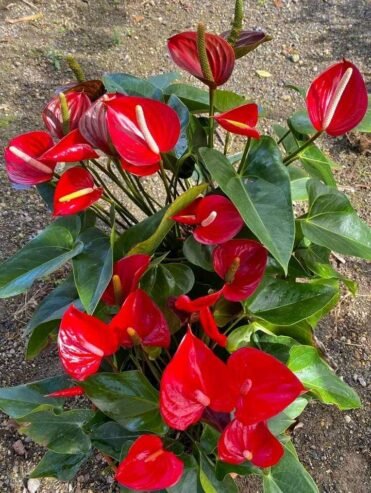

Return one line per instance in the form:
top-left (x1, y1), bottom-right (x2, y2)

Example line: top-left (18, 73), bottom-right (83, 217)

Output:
top-left (159, 160), bottom-right (172, 204)
top-left (237, 137), bottom-right (251, 174)
top-left (224, 132), bottom-right (231, 155)
top-left (208, 88), bottom-right (215, 148)
top-left (283, 131), bottom-right (322, 166)
top-left (65, 54), bottom-right (85, 82)
top-left (228, 0), bottom-right (244, 46)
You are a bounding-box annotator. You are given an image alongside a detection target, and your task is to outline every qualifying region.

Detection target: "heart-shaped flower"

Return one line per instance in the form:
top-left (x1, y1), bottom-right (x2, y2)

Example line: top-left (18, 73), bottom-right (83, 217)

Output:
top-left (214, 103), bottom-right (260, 138)
top-left (115, 435), bottom-right (184, 491)
top-left (40, 129), bottom-right (99, 163)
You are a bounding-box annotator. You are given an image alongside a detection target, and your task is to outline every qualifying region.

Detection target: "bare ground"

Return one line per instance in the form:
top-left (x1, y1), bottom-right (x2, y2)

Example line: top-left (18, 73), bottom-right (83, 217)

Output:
top-left (0, 0), bottom-right (370, 492)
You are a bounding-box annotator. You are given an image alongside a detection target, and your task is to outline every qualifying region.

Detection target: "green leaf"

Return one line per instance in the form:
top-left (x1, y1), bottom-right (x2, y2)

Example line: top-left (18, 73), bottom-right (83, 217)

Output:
top-left (253, 333), bottom-right (300, 363)
top-left (168, 94), bottom-right (190, 158)
top-left (355, 94), bottom-right (371, 132)
top-left (213, 90), bottom-right (246, 112)
top-left (128, 184), bottom-right (207, 255)
top-left (148, 71), bottom-right (180, 89)
top-left (200, 140), bottom-right (294, 273)
top-left (91, 421), bottom-right (138, 461)
top-left (72, 228), bottom-right (113, 314)
top-left (263, 441), bottom-right (319, 493)
top-left (245, 277), bottom-right (339, 326)
top-left (0, 375), bottom-right (70, 419)
top-left (30, 451), bottom-right (89, 481)
top-left (103, 72), bottom-right (163, 100)
top-left (82, 371), bottom-right (167, 434)
top-left (165, 84), bottom-right (209, 112)
top-left (288, 166), bottom-right (310, 201)
top-left (115, 208), bottom-right (167, 257)
top-left (301, 179), bottom-right (371, 259)
top-left (26, 321), bottom-right (59, 360)
top-left (213, 298), bottom-right (242, 327)
top-left (288, 346), bottom-right (361, 410)
top-left (168, 454), bottom-right (201, 493)
top-left (36, 182), bottom-right (55, 210)
top-left (299, 144), bottom-right (337, 187)
top-left (268, 397), bottom-right (308, 435)
top-left (183, 235), bottom-right (213, 271)
top-left (0, 217), bottom-right (83, 298)
top-left (18, 409), bottom-right (94, 454)
top-left (215, 461), bottom-right (261, 481)
top-left (289, 109), bottom-right (316, 135)
top-left (200, 425), bottom-right (220, 454)
top-left (199, 453), bottom-right (238, 493)
top-left (141, 263), bottom-right (194, 304)
top-left (227, 321), bottom-right (273, 352)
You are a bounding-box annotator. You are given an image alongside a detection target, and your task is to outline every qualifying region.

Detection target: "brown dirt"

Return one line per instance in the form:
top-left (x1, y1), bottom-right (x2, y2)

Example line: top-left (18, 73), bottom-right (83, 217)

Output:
top-left (0, 0), bottom-right (370, 492)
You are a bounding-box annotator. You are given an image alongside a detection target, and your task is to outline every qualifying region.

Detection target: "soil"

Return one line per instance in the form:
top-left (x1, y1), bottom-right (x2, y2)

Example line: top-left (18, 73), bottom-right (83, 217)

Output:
top-left (0, 0), bottom-right (370, 492)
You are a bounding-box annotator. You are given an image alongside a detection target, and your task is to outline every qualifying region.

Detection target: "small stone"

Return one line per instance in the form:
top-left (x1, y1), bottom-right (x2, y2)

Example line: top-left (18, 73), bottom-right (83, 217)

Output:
top-left (289, 53), bottom-right (300, 63)
top-left (27, 479), bottom-right (41, 493)
top-left (344, 415), bottom-right (352, 424)
top-left (358, 376), bottom-right (367, 387)
top-left (12, 440), bottom-right (26, 456)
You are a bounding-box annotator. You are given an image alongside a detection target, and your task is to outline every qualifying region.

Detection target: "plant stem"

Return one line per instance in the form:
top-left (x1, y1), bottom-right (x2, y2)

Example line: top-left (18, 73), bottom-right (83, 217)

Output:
top-left (277, 129), bottom-right (291, 145)
top-left (223, 131), bottom-right (231, 155)
top-left (208, 88), bottom-right (215, 148)
top-left (159, 159), bottom-right (172, 204)
top-left (283, 131), bottom-right (322, 166)
top-left (237, 137), bottom-right (251, 175)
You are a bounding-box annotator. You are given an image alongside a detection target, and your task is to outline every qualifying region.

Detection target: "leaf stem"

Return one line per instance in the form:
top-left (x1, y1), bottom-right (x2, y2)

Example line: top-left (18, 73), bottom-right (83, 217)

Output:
top-left (208, 87), bottom-right (215, 148)
top-left (237, 137), bottom-right (251, 175)
top-left (283, 131), bottom-right (322, 166)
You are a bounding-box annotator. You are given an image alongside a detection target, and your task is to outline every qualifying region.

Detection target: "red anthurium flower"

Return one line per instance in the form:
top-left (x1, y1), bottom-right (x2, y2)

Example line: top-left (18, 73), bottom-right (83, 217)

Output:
top-left (53, 167), bottom-right (103, 216)
top-left (221, 30), bottom-right (271, 59)
top-left (160, 330), bottom-right (236, 430)
top-left (79, 96), bottom-right (116, 156)
top-left (110, 289), bottom-right (170, 349)
top-left (173, 195), bottom-right (244, 245)
top-left (168, 31), bottom-right (235, 88)
top-left (46, 386), bottom-right (85, 398)
top-left (43, 91), bottom-right (92, 139)
top-left (4, 131), bottom-right (56, 185)
top-left (218, 419), bottom-right (283, 468)
top-left (306, 59), bottom-right (368, 136)
top-left (102, 254), bottom-right (151, 306)
top-left (228, 347), bottom-right (305, 425)
top-left (213, 239), bottom-right (267, 302)
top-left (214, 103), bottom-right (260, 139)
top-left (120, 158), bottom-right (161, 177)
top-left (40, 129), bottom-right (99, 162)
top-left (58, 305), bottom-right (120, 381)
top-left (174, 291), bottom-right (226, 347)
top-left (105, 95), bottom-right (181, 167)
top-left (115, 435), bottom-right (184, 491)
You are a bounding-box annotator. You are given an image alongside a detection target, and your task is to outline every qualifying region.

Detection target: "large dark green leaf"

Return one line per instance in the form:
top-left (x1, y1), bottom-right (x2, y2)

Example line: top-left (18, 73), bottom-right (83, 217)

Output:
top-left (148, 71), bottom-right (180, 89)
top-left (199, 452), bottom-right (238, 493)
top-left (165, 84), bottom-right (209, 112)
top-left (91, 421), bottom-right (138, 461)
top-left (299, 144), bottom-right (337, 187)
top-left (30, 451), bottom-right (89, 481)
top-left (168, 455), bottom-right (201, 493)
top-left (26, 321), bottom-right (59, 361)
top-left (82, 372), bottom-right (167, 434)
top-left (168, 94), bottom-right (190, 158)
top-left (253, 333), bottom-right (300, 363)
top-left (288, 166), bottom-right (310, 201)
top-left (301, 180), bottom-right (371, 259)
top-left (245, 277), bottom-right (339, 326)
top-left (18, 409), bottom-right (94, 454)
top-left (268, 397), bottom-right (308, 435)
top-left (263, 441), bottom-right (318, 493)
top-left (183, 235), bottom-right (213, 271)
top-left (72, 228), bottom-right (113, 314)
top-left (288, 346), bottom-right (361, 410)
top-left (115, 208), bottom-right (168, 257)
top-left (0, 375), bottom-right (70, 419)
top-left (0, 217), bottom-right (83, 298)
top-left (213, 90), bottom-right (246, 112)
top-left (103, 72), bottom-right (163, 100)
top-left (141, 263), bottom-right (194, 304)
top-left (128, 184), bottom-right (207, 255)
top-left (288, 109), bottom-right (316, 135)
top-left (200, 140), bottom-right (294, 273)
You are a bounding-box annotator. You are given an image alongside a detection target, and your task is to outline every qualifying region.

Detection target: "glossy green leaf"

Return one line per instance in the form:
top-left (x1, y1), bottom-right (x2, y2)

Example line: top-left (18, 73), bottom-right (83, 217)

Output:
top-left (200, 140), bottom-right (294, 273)
top-left (200, 425), bottom-right (220, 454)
top-left (168, 454), bottom-right (201, 493)
top-left (36, 182), bottom-right (55, 211)
top-left (183, 235), bottom-right (213, 271)
top-left (253, 333), bottom-right (300, 363)
top-left (148, 71), bottom-right (180, 89)
top-left (103, 72), bottom-right (163, 100)
top-left (91, 421), bottom-right (138, 461)
top-left (227, 321), bottom-right (273, 352)
top-left (288, 346), bottom-right (361, 409)
top-left (141, 263), bottom-right (194, 303)
top-left (215, 460), bottom-right (260, 481)
top-left (82, 371), bottom-right (167, 434)
top-left (26, 321), bottom-right (59, 360)
top-left (288, 166), bottom-right (310, 201)
top-left (213, 90), bottom-right (246, 112)
top-left (115, 208), bottom-right (167, 257)
top-left (168, 94), bottom-right (190, 158)
top-left (199, 452), bottom-right (238, 493)
top-left (289, 109), bottom-right (316, 135)
top-left (72, 228), bottom-right (113, 314)
top-left (0, 217), bottom-right (83, 298)
top-left (268, 397), bottom-right (308, 435)
top-left (300, 144), bottom-right (337, 187)
top-left (355, 94), bottom-right (371, 132)
top-left (30, 451), bottom-right (89, 481)
top-left (18, 409), bottom-right (93, 454)
top-left (0, 375), bottom-right (70, 419)
top-left (165, 84), bottom-right (209, 112)
top-left (301, 180), bottom-right (371, 259)
top-left (245, 277), bottom-right (339, 326)
top-left (128, 184), bottom-right (207, 255)
top-left (263, 441), bottom-right (319, 493)
top-left (213, 298), bottom-right (242, 327)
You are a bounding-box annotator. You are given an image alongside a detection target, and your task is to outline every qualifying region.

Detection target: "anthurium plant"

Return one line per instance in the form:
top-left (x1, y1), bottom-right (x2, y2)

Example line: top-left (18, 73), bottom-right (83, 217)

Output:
top-left (1, 1), bottom-right (370, 491)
